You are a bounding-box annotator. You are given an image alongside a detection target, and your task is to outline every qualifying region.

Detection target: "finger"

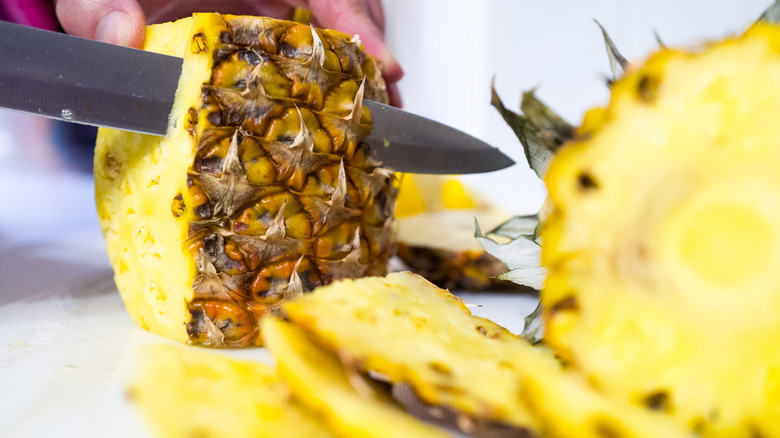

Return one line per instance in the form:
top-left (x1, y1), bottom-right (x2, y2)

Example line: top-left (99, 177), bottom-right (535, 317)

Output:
top-left (308, 0), bottom-right (403, 84)
top-left (387, 82), bottom-right (403, 108)
top-left (55, 0), bottom-right (146, 47)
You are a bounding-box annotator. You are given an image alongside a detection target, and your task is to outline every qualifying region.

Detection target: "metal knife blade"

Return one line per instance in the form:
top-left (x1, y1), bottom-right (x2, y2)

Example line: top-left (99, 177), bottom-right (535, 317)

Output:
top-left (0, 20), bottom-right (514, 174)
top-left (0, 20), bottom-right (181, 136)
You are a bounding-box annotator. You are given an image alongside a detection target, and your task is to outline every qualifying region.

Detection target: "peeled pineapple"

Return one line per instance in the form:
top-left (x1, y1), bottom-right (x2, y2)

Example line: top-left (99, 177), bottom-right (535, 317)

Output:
top-left (94, 13), bottom-right (396, 346)
top-left (541, 23), bottom-right (780, 435)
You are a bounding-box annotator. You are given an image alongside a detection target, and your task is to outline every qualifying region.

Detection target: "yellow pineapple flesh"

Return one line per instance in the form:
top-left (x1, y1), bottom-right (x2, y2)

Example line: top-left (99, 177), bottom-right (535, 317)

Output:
top-left (129, 344), bottom-right (334, 438)
top-left (94, 13), bottom-right (396, 347)
top-left (279, 271), bottom-right (688, 436)
top-left (541, 23), bottom-right (780, 436)
top-left (261, 317), bottom-right (450, 438)
top-left (281, 271), bottom-right (542, 433)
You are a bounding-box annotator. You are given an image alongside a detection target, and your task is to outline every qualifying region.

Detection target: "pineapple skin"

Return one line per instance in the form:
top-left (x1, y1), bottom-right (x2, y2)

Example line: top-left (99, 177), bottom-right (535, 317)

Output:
top-left (394, 174), bottom-right (516, 290)
top-left (541, 23), bottom-right (780, 435)
top-left (95, 13), bottom-right (395, 346)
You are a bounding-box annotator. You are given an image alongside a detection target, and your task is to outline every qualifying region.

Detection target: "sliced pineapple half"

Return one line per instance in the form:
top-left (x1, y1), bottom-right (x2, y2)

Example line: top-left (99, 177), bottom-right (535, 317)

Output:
top-left (129, 343), bottom-right (334, 438)
top-left (95, 13), bottom-right (396, 347)
top-left (262, 317), bottom-right (450, 438)
top-left (542, 23), bottom-right (780, 435)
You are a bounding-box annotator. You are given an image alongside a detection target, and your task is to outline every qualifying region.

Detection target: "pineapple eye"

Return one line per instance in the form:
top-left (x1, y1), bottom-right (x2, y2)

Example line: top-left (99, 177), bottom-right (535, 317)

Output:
top-left (548, 295), bottom-right (579, 315)
top-left (636, 73), bottom-right (660, 103)
top-left (643, 390), bottom-right (671, 412)
top-left (577, 171), bottom-right (599, 191)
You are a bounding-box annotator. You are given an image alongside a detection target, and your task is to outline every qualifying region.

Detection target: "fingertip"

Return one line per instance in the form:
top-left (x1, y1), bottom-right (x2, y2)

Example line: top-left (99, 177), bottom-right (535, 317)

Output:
top-left (56, 0), bottom-right (145, 47)
top-left (377, 47), bottom-right (404, 83)
top-left (387, 82), bottom-right (403, 108)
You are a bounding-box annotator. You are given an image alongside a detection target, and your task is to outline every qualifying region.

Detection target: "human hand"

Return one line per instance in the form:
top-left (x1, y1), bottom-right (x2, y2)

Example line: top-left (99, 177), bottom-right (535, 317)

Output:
top-left (51, 0), bottom-right (402, 104)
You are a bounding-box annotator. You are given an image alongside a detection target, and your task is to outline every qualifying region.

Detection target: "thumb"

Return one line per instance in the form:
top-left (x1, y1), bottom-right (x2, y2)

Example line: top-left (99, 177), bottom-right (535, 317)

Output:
top-left (55, 0), bottom-right (146, 47)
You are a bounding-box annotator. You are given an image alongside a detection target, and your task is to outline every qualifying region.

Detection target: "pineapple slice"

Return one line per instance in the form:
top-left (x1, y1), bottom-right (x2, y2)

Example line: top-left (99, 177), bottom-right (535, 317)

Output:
top-left (280, 271), bottom-right (688, 436)
top-left (261, 317), bottom-right (450, 438)
top-left (281, 271), bottom-right (541, 433)
top-left (94, 13), bottom-right (396, 346)
top-left (542, 23), bottom-right (780, 435)
top-left (394, 174), bottom-right (515, 290)
top-left (129, 343), bottom-right (333, 438)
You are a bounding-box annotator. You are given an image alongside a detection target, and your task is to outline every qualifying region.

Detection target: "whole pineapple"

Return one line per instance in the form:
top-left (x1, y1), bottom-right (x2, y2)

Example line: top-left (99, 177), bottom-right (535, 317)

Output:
top-left (541, 23), bottom-right (780, 435)
top-left (94, 13), bottom-right (397, 347)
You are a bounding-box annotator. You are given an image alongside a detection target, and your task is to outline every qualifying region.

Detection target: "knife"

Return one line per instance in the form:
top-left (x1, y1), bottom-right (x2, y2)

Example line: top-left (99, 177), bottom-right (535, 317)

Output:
top-left (0, 20), bottom-right (514, 174)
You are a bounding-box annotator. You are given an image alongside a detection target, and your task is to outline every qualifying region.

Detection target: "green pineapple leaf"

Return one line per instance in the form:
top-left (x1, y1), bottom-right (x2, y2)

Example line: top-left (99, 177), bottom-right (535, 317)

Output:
top-left (520, 89), bottom-right (575, 150)
top-left (594, 19), bottom-right (628, 84)
top-left (521, 301), bottom-right (545, 344)
top-left (488, 215), bottom-right (540, 241)
top-left (474, 218), bottom-right (546, 290)
top-left (653, 28), bottom-right (667, 49)
top-left (758, 0), bottom-right (780, 23)
top-left (491, 81), bottom-right (572, 178)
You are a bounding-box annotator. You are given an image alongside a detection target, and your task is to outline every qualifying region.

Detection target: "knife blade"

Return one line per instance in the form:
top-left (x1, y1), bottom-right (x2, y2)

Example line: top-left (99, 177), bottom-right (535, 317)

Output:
top-left (0, 20), bottom-right (514, 174)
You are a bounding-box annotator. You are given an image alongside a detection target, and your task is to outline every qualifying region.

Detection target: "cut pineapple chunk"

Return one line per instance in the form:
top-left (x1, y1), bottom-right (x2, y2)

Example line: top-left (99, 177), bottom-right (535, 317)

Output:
top-left (129, 344), bottom-right (333, 438)
top-left (281, 271), bottom-right (541, 432)
top-left (262, 317), bottom-right (450, 438)
top-left (542, 23), bottom-right (780, 435)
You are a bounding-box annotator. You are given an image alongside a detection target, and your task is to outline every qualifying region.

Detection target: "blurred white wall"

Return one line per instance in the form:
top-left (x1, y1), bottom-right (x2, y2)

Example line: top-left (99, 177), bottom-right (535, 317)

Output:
top-left (383, 0), bottom-right (771, 214)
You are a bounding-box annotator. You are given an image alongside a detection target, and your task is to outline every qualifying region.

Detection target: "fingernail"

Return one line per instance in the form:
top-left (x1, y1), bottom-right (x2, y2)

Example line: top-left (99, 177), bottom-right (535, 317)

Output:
top-left (95, 11), bottom-right (132, 46)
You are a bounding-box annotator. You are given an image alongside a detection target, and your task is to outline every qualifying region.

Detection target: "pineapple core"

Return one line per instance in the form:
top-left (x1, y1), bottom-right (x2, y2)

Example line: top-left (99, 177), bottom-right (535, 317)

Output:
top-left (94, 13), bottom-right (396, 346)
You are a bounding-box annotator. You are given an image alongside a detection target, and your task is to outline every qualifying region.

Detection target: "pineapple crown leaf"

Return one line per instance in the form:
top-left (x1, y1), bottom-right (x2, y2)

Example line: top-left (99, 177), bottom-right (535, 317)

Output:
top-left (490, 81), bottom-right (554, 179)
top-left (520, 89), bottom-right (575, 151)
top-left (521, 301), bottom-right (545, 344)
top-left (488, 214), bottom-right (541, 243)
top-left (593, 19), bottom-right (629, 85)
top-left (653, 28), bottom-right (668, 49)
top-left (474, 218), bottom-right (547, 291)
top-left (758, 0), bottom-right (780, 23)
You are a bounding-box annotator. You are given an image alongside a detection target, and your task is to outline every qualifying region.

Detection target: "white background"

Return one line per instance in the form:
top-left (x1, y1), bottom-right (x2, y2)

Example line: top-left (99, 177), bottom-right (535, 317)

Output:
top-left (385, 0), bottom-right (771, 214)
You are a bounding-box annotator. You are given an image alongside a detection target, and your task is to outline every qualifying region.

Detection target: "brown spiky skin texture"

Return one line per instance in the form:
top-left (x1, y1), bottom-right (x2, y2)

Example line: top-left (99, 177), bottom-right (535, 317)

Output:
top-left (94, 13), bottom-right (396, 347)
top-left (395, 243), bottom-right (519, 291)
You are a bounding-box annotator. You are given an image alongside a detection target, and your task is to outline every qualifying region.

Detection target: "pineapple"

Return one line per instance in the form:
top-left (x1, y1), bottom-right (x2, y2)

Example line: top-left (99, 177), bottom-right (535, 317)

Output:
top-left (129, 344), bottom-right (334, 437)
top-left (261, 317), bottom-right (450, 438)
top-left (393, 174), bottom-right (518, 290)
top-left (279, 271), bottom-right (687, 437)
top-left (281, 272), bottom-right (541, 433)
top-left (94, 13), bottom-right (396, 347)
top-left (540, 23), bottom-right (780, 435)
